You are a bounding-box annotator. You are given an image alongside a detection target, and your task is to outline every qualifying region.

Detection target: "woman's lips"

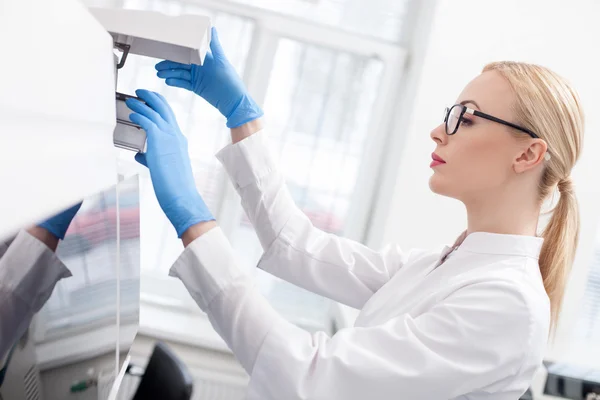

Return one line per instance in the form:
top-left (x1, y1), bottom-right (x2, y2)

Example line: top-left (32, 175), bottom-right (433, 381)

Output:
top-left (431, 152), bottom-right (446, 168)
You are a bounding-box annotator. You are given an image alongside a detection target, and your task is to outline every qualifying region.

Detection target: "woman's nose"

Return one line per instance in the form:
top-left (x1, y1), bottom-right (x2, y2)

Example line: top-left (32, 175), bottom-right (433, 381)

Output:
top-left (430, 123), bottom-right (447, 145)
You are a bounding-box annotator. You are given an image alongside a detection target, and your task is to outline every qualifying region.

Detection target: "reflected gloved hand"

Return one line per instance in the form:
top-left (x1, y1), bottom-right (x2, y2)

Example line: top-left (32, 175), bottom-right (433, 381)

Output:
top-left (38, 202), bottom-right (82, 240)
top-left (126, 89), bottom-right (214, 237)
top-left (155, 27), bottom-right (263, 128)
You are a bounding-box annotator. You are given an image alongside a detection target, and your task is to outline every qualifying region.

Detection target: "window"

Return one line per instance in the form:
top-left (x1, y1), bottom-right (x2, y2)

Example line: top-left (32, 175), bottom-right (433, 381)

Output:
top-left (230, 0), bottom-right (411, 42)
top-left (86, 0), bottom-right (412, 339)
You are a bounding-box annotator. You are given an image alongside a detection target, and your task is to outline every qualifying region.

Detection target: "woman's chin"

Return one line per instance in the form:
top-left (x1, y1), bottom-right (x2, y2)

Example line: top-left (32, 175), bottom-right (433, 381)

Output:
top-left (429, 174), bottom-right (451, 196)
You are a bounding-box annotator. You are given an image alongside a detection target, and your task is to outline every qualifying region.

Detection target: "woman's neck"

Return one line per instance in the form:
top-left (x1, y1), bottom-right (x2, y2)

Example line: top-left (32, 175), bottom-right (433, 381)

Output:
top-left (464, 189), bottom-right (541, 237)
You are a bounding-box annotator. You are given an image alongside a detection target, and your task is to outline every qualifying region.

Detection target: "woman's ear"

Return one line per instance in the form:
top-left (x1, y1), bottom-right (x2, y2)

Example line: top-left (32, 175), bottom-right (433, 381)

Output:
top-left (513, 139), bottom-right (548, 174)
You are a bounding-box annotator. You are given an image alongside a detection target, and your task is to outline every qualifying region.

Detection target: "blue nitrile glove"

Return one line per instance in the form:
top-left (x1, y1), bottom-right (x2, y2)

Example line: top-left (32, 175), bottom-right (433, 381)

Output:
top-left (126, 89), bottom-right (214, 237)
top-left (155, 27), bottom-right (263, 129)
top-left (38, 202), bottom-right (82, 240)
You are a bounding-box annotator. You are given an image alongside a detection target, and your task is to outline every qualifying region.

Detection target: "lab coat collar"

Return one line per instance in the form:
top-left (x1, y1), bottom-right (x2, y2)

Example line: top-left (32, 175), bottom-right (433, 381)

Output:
top-left (455, 231), bottom-right (544, 259)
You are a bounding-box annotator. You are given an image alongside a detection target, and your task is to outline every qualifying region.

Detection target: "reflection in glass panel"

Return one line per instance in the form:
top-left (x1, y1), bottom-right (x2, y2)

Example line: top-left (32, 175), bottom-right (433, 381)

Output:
top-left (229, 38), bottom-right (384, 333)
top-left (0, 176), bottom-right (140, 400)
top-left (37, 176), bottom-right (140, 344)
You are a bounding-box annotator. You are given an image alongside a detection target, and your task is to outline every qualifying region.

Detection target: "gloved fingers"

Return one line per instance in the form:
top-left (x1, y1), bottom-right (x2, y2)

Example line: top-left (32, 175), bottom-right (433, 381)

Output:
top-left (126, 98), bottom-right (166, 129)
top-left (153, 91), bottom-right (169, 103)
top-left (129, 112), bottom-right (158, 136)
top-left (155, 60), bottom-right (191, 71)
top-left (164, 78), bottom-right (193, 91)
top-left (157, 69), bottom-right (192, 81)
top-left (152, 92), bottom-right (183, 124)
top-left (135, 89), bottom-right (178, 127)
top-left (210, 27), bottom-right (226, 59)
top-left (134, 152), bottom-right (148, 167)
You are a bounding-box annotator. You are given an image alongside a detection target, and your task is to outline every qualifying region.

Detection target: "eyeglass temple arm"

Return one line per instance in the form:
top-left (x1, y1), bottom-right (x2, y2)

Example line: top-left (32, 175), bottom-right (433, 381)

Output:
top-left (467, 108), bottom-right (539, 138)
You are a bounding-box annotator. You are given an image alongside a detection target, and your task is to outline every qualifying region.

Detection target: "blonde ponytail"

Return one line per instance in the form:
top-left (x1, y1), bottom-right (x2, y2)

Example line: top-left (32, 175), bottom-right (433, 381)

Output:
top-left (539, 177), bottom-right (580, 327)
top-left (483, 62), bottom-right (584, 329)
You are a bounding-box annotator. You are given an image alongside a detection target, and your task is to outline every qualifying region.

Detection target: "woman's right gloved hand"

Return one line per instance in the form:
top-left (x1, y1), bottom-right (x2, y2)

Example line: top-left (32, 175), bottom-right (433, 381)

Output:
top-left (126, 89), bottom-right (215, 238)
top-left (155, 27), bottom-right (263, 129)
top-left (38, 202), bottom-right (82, 240)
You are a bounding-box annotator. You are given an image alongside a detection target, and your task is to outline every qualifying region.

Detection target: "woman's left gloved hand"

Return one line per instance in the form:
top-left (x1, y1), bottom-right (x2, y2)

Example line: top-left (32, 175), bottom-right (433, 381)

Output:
top-left (155, 27), bottom-right (263, 129)
top-left (126, 89), bottom-right (215, 237)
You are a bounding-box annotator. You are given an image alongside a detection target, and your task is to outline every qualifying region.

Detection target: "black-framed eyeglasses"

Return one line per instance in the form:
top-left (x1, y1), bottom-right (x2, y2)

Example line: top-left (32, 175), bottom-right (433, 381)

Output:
top-left (444, 104), bottom-right (539, 138)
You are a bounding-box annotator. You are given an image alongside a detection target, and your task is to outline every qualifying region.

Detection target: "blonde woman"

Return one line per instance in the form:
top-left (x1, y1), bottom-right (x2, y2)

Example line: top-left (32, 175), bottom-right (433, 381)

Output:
top-left (126, 27), bottom-right (583, 399)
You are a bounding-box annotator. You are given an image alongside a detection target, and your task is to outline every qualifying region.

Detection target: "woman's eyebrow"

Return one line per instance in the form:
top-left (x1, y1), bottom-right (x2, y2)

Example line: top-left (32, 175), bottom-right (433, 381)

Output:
top-left (460, 100), bottom-right (481, 110)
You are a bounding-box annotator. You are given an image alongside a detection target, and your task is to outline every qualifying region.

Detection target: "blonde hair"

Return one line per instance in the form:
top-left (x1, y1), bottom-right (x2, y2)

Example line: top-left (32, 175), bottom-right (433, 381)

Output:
top-left (482, 61), bottom-right (584, 329)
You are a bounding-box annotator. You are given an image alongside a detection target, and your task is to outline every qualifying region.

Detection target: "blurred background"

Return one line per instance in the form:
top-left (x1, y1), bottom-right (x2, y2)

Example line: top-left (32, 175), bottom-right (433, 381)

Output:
top-left (5, 0), bottom-right (600, 399)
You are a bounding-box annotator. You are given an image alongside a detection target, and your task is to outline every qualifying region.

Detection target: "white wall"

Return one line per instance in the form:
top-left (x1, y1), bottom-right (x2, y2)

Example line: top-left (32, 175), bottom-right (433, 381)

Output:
top-left (378, 0), bottom-right (600, 364)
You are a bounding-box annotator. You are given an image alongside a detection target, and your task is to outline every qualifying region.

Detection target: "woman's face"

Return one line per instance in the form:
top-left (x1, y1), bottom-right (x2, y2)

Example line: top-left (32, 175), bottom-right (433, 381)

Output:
top-left (429, 70), bottom-right (531, 201)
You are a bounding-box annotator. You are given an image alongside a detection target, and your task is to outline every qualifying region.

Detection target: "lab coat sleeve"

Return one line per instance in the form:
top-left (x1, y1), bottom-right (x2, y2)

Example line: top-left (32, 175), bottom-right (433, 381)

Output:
top-left (0, 230), bottom-right (71, 367)
top-left (216, 131), bottom-right (408, 309)
top-left (171, 228), bottom-right (533, 400)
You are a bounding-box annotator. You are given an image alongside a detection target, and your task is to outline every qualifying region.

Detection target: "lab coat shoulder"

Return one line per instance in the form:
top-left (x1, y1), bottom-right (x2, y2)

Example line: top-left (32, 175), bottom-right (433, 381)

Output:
top-left (446, 256), bottom-right (551, 347)
top-left (246, 269), bottom-right (548, 400)
top-left (436, 257), bottom-right (551, 393)
top-left (456, 256), bottom-right (551, 328)
top-left (436, 273), bottom-right (548, 394)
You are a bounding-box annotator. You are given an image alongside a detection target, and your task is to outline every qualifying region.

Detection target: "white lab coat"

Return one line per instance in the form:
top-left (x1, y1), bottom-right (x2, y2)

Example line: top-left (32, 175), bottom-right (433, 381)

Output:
top-left (0, 230), bottom-right (71, 368)
top-left (170, 130), bottom-right (551, 400)
top-left (1, 130), bottom-right (550, 399)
